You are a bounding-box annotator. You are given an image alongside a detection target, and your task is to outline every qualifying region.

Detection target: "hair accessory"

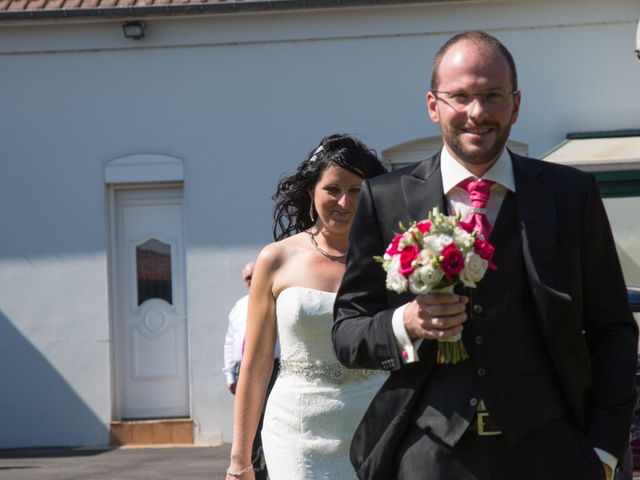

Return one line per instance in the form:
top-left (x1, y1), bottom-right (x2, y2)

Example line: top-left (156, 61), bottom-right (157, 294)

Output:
top-left (309, 145), bottom-right (324, 163)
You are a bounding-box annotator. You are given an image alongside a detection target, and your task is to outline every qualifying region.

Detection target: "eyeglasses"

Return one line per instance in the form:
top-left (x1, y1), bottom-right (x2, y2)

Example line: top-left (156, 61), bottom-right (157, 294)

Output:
top-left (431, 89), bottom-right (519, 110)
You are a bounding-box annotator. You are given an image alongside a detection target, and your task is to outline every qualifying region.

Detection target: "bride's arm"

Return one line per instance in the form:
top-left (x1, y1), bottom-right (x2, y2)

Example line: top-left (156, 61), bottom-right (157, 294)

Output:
top-left (227, 247), bottom-right (278, 479)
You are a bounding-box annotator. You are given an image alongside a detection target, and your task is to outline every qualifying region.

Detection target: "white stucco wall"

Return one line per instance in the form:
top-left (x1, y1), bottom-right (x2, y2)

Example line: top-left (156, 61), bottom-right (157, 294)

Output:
top-left (0, 0), bottom-right (638, 447)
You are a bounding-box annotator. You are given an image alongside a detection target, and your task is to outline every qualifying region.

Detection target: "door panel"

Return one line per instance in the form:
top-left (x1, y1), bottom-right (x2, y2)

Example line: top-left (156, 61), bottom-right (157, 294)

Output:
top-left (113, 188), bottom-right (189, 419)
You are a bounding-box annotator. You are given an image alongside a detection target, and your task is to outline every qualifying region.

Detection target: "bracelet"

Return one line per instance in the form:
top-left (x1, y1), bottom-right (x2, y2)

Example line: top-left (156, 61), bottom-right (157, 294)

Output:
top-left (226, 464), bottom-right (253, 477)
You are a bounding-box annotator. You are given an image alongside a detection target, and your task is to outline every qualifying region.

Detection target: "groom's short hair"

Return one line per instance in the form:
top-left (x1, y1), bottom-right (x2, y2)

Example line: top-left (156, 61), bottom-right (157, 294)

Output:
top-left (430, 30), bottom-right (518, 91)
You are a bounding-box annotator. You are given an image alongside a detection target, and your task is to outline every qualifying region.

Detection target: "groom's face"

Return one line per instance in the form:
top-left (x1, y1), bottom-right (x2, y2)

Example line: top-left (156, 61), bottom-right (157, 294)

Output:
top-left (427, 39), bottom-right (520, 174)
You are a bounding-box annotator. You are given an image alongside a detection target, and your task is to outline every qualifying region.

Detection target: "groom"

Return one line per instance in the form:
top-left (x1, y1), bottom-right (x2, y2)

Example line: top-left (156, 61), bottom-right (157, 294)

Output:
top-left (332, 31), bottom-right (638, 480)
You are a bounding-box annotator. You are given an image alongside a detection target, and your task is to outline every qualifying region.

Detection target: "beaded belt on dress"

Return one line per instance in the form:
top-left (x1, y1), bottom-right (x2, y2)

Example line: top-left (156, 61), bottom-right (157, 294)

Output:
top-left (279, 360), bottom-right (377, 384)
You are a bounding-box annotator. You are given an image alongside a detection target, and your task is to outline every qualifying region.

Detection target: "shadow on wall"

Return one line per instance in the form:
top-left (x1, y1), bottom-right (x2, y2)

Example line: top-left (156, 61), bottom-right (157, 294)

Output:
top-left (0, 310), bottom-right (108, 449)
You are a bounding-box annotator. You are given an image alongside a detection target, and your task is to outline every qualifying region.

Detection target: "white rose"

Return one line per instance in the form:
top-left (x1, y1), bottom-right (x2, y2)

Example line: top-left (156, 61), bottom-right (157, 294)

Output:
top-left (423, 234), bottom-right (453, 254)
top-left (453, 227), bottom-right (474, 249)
top-left (408, 269), bottom-right (430, 295)
top-left (412, 263), bottom-right (445, 293)
top-left (386, 256), bottom-right (408, 293)
top-left (416, 249), bottom-right (434, 265)
top-left (460, 252), bottom-right (488, 287)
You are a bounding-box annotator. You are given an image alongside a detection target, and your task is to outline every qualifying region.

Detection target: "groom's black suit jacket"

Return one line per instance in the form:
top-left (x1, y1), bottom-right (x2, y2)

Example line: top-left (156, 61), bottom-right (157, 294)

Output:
top-left (332, 151), bottom-right (638, 480)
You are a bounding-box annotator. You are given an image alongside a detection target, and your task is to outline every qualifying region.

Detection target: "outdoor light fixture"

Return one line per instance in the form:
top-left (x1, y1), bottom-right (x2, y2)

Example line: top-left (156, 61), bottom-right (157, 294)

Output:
top-left (122, 21), bottom-right (146, 40)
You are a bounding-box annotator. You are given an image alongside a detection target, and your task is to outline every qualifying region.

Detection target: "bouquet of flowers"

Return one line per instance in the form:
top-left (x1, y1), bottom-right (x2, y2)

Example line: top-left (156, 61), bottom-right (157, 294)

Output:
top-left (375, 207), bottom-right (496, 364)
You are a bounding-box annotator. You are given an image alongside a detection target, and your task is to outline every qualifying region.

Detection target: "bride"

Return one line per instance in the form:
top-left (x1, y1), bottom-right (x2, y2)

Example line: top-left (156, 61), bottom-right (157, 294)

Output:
top-left (226, 134), bottom-right (388, 480)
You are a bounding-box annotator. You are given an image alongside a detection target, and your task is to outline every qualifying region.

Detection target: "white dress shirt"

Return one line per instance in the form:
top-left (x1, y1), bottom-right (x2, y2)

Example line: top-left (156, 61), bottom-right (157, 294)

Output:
top-left (222, 294), bottom-right (281, 385)
top-left (223, 294), bottom-right (249, 385)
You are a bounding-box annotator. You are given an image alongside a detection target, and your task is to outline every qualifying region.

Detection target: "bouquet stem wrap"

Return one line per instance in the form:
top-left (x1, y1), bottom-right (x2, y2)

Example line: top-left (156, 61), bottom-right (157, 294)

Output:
top-left (433, 286), bottom-right (469, 365)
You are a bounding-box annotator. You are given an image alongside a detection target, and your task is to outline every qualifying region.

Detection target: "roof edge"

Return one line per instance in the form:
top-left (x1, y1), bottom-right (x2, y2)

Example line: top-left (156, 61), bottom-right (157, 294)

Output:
top-left (566, 129), bottom-right (640, 140)
top-left (0, 0), bottom-right (452, 22)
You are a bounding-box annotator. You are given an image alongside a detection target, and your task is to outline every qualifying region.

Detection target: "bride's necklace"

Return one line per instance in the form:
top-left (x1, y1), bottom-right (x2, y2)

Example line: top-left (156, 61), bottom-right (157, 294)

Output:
top-left (307, 231), bottom-right (347, 262)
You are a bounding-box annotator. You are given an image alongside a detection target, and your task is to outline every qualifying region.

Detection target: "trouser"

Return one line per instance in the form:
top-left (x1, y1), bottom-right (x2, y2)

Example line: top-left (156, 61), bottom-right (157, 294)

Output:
top-left (395, 416), bottom-right (606, 480)
top-left (252, 358), bottom-right (280, 480)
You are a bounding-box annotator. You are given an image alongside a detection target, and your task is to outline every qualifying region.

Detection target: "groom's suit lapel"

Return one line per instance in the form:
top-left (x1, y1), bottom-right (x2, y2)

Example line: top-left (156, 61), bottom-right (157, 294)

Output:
top-left (399, 151), bottom-right (561, 335)
top-left (512, 152), bottom-right (557, 291)
top-left (395, 154), bottom-right (447, 311)
top-left (400, 151), bottom-right (557, 290)
top-left (401, 153), bottom-right (447, 222)
top-left (398, 154), bottom-right (447, 361)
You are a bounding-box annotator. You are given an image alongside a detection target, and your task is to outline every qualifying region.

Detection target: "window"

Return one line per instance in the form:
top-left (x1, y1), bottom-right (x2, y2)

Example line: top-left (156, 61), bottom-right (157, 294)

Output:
top-left (595, 171), bottom-right (640, 198)
top-left (136, 239), bottom-right (173, 305)
top-left (599, 172), bottom-right (640, 287)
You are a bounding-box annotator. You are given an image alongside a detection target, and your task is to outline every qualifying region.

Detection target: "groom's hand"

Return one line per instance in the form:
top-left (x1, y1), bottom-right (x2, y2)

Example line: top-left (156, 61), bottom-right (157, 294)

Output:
top-left (403, 293), bottom-right (468, 342)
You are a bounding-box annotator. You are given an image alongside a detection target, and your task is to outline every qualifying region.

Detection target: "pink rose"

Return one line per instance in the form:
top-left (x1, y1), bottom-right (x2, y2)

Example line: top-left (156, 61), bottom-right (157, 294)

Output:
top-left (474, 238), bottom-right (497, 270)
top-left (440, 243), bottom-right (464, 281)
top-left (386, 234), bottom-right (404, 256)
top-left (416, 221), bottom-right (432, 234)
top-left (399, 245), bottom-right (419, 275)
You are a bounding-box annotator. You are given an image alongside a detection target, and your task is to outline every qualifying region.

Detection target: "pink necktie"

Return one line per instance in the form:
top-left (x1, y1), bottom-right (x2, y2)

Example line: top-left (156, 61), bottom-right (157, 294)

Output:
top-left (458, 178), bottom-right (495, 240)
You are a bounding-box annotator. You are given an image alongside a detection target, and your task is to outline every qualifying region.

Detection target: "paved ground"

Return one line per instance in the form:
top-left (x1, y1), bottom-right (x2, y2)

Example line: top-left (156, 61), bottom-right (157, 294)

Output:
top-left (2, 444), bottom-right (640, 479)
top-left (0, 444), bottom-right (231, 480)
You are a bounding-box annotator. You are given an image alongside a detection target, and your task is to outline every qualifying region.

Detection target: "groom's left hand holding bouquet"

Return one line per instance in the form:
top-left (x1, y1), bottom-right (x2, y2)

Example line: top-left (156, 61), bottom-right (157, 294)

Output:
top-left (402, 290), bottom-right (469, 347)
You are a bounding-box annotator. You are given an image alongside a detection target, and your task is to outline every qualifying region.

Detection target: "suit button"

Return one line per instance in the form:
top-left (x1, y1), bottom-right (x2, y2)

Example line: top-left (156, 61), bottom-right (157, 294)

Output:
top-left (469, 398), bottom-right (478, 407)
top-left (381, 359), bottom-right (394, 370)
top-left (473, 304), bottom-right (484, 314)
top-left (477, 368), bottom-right (486, 377)
top-left (475, 336), bottom-right (483, 345)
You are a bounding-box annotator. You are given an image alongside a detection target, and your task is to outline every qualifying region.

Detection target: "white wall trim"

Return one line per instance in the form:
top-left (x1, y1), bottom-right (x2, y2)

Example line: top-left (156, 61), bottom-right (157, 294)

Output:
top-left (104, 154), bottom-right (184, 184)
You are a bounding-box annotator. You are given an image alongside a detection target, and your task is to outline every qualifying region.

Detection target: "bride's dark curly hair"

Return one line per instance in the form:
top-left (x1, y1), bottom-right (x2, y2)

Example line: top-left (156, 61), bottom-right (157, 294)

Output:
top-left (273, 133), bottom-right (386, 241)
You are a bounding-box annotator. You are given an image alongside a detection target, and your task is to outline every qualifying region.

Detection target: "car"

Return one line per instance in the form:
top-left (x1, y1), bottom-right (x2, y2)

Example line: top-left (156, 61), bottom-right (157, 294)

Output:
top-left (627, 287), bottom-right (640, 474)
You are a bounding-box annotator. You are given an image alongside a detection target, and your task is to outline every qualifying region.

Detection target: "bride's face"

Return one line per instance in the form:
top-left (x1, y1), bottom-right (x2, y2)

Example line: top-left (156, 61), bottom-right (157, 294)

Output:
top-left (310, 165), bottom-right (364, 235)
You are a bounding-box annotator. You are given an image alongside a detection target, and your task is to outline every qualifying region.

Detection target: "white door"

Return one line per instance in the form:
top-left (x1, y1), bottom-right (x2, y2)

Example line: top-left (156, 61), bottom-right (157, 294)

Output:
top-left (113, 187), bottom-right (189, 419)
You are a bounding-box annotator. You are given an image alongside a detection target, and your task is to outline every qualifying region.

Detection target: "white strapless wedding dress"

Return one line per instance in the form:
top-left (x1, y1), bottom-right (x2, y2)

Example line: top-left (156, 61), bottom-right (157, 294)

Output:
top-left (262, 287), bottom-right (387, 480)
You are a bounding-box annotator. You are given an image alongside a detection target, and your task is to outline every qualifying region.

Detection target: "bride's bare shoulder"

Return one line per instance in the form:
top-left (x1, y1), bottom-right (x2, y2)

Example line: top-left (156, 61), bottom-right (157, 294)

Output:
top-left (256, 233), bottom-right (309, 271)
